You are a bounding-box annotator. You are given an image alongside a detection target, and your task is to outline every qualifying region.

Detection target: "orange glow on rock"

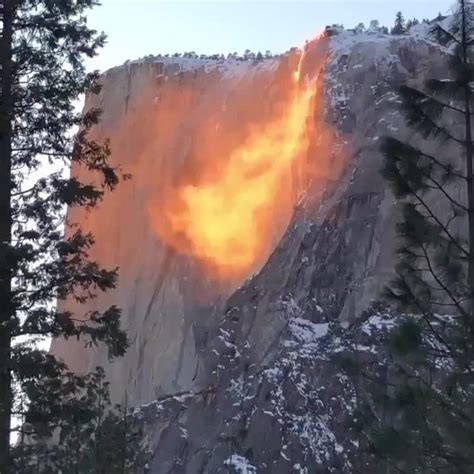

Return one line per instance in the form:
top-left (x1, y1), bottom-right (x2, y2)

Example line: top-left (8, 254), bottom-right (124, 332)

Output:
top-left (148, 36), bottom-right (341, 280)
top-left (171, 84), bottom-right (315, 273)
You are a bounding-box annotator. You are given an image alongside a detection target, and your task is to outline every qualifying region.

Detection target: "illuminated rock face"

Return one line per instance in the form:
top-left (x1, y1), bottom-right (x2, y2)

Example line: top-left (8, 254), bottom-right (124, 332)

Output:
top-left (51, 38), bottom-right (343, 406)
top-left (52, 24), bottom-right (454, 472)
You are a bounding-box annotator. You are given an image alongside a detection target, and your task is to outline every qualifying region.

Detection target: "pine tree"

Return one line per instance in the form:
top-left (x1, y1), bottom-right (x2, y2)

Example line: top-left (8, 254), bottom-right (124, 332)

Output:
top-left (0, 1), bottom-right (129, 471)
top-left (406, 18), bottom-right (419, 31)
top-left (11, 368), bottom-right (149, 473)
top-left (368, 19), bottom-right (380, 33)
top-left (353, 1), bottom-right (474, 471)
top-left (355, 22), bottom-right (366, 34)
top-left (391, 11), bottom-right (406, 35)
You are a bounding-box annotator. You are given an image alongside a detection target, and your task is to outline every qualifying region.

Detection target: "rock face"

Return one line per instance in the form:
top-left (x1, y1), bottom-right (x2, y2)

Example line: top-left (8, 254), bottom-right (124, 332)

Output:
top-left (51, 23), bottom-right (455, 473)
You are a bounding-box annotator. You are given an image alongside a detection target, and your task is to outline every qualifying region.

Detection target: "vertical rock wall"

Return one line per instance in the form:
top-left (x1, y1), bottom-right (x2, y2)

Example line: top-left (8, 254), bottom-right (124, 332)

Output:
top-left (51, 23), bottom-right (460, 472)
top-left (51, 38), bottom-right (339, 407)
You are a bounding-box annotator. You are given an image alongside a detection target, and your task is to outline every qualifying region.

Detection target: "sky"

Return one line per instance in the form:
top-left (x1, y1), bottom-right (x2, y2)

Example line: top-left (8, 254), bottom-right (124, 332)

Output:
top-left (87, 0), bottom-right (455, 72)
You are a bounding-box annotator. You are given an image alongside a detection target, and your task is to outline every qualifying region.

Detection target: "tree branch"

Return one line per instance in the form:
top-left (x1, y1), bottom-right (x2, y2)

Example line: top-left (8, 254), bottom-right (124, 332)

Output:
top-left (412, 188), bottom-right (470, 259)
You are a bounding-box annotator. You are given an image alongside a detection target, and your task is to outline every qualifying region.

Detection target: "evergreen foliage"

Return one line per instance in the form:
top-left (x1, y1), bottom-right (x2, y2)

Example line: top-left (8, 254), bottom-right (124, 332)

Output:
top-left (0, 0), bottom-right (130, 471)
top-left (391, 11), bottom-right (406, 35)
top-left (355, 22), bottom-right (366, 34)
top-left (351, 1), bottom-right (474, 472)
top-left (369, 19), bottom-right (380, 31)
top-left (12, 367), bottom-right (149, 473)
top-left (406, 18), bottom-right (420, 31)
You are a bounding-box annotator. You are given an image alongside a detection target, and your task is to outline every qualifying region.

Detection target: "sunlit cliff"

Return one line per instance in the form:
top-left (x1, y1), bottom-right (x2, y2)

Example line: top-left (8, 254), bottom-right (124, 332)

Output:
top-left (148, 37), bottom-right (341, 280)
top-left (48, 21), bottom-right (458, 472)
top-left (51, 36), bottom-right (346, 406)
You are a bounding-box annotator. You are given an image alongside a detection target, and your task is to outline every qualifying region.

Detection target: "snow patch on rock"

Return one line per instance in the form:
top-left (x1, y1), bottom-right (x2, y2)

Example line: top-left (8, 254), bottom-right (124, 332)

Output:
top-left (224, 454), bottom-right (258, 473)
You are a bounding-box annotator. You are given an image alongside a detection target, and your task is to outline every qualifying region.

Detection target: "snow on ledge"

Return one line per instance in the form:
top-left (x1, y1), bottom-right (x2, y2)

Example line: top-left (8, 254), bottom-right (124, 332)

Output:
top-left (108, 55), bottom-right (280, 80)
top-left (224, 454), bottom-right (258, 473)
top-left (288, 318), bottom-right (329, 343)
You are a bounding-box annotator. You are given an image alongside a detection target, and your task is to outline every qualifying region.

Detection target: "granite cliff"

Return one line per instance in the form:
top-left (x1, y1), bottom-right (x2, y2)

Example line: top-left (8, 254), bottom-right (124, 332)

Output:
top-left (51, 22), bottom-right (456, 473)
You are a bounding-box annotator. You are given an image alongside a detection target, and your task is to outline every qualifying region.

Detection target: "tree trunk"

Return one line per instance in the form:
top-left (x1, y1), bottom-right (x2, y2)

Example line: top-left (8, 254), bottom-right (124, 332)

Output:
top-left (461, 0), bottom-right (474, 322)
top-left (0, 0), bottom-right (14, 471)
